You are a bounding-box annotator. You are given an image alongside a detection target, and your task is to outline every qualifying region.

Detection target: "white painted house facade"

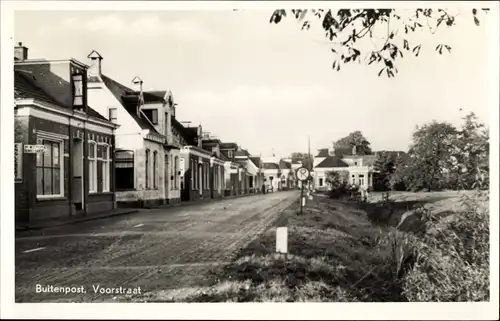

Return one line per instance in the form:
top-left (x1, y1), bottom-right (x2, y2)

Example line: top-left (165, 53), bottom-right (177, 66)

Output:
top-left (86, 50), bottom-right (181, 207)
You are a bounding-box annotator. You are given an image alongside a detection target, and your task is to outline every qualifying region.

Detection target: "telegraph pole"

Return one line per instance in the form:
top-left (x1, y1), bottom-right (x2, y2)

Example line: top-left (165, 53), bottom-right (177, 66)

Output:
top-left (308, 135), bottom-right (311, 191)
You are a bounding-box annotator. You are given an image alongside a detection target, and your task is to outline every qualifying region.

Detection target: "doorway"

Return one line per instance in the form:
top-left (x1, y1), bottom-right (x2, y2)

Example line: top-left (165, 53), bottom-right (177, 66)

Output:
top-left (71, 138), bottom-right (84, 212)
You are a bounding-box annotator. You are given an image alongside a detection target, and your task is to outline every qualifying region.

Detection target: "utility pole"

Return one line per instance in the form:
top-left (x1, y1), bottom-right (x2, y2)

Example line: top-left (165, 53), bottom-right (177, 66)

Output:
top-left (308, 135), bottom-right (311, 192)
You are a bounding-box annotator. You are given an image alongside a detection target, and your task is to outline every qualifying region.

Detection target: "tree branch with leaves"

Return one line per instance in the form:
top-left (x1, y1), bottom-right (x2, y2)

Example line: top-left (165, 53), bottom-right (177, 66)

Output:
top-left (270, 8), bottom-right (490, 78)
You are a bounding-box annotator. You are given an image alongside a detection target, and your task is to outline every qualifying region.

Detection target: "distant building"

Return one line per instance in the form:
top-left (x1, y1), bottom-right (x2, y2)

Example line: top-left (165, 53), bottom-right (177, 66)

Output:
top-left (313, 145), bottom-right (376, 191)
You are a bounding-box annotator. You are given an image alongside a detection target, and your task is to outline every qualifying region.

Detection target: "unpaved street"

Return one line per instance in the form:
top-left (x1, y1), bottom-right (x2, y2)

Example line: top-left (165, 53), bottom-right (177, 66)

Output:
top-left (15, 191), bottom-right (298, 302)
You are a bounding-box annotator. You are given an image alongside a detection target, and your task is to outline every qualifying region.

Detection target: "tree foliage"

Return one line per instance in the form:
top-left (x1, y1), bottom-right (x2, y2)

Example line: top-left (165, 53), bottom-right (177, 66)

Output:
top-left (270, 8), bottom-right (490, 78)
top-left (334, 130), bottom-right (372, 154)
top-left (373, 151), bottom-right (405, 191)
top-left (393, 121), bottom-right (458, 191)
top-left (290, 152), bottom-right (314, 169)
top-left (390, 113), bottom-right (489, 192)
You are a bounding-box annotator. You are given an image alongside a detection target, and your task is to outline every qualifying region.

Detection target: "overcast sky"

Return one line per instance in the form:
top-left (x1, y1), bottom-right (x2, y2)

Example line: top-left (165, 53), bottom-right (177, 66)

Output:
top-left (14, 8), bottom-right (493, 157)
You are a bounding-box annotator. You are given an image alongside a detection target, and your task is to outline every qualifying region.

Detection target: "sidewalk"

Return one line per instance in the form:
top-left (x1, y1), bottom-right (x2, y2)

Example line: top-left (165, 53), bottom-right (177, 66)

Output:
top-left (15, 208), bottom-right (139, 233)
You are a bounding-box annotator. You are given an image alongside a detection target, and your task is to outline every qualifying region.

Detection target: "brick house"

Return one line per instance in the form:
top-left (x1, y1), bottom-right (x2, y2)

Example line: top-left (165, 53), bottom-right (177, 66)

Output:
top-left (200, 137), bottom-right (229, 199)
top-left (14, 43), bottom-right (117, 226)
top-left (233, 149), bottom-right (261, 194)
top-left (174, 124), bottom-right (226, 202)
top-left (85, 50), bottom-right (181, 207)
top-left (219, 142), bottom-right (244, 196)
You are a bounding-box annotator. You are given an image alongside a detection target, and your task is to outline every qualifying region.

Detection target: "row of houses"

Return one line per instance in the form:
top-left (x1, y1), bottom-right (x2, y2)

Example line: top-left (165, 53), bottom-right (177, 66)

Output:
top-left (13, 43), bottom-right (300, 226)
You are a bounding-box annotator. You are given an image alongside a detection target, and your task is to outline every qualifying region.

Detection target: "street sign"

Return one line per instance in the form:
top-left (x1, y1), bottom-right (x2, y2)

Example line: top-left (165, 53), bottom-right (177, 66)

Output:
top-left (24, 144), bottom-right (47, 154)
top-left (179, 158), bottom-right (185, 175)
top-left (15, 143), bottom-right (23, 183)
top-left (296, 167), bottom-right (310, 181)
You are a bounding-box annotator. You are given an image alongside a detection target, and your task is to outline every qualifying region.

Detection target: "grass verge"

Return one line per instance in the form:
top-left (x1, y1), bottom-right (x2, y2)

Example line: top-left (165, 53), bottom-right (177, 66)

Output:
top-left (171, 191), bottom-right (489, 302)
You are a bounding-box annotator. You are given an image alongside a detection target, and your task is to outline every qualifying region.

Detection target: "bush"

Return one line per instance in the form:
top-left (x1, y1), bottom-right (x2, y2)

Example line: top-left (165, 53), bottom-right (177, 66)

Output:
top-left (402, 191), bottom-right (489, 301)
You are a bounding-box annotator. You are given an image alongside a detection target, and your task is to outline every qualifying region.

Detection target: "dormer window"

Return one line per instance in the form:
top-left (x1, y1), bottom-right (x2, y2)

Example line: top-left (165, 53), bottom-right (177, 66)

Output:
top-left (228, 150), bottom-right (233, 158)
top-left (72, 73), bottom-right (84, 107)
top-left (142, 109), bottom-right (158, 125)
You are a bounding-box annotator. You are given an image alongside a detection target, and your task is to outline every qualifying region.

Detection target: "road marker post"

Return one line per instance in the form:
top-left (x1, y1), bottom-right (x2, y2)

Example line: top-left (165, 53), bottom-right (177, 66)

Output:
top-left (276, 226), bottom-right (288, 260)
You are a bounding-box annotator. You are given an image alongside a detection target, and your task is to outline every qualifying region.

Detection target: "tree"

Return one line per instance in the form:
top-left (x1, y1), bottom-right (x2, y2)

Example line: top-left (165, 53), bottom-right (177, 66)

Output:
top-left (392, 121), bottom-right (458, 191)
top-left (269, 8), bottom-right (490, 78)
top-left (334, 130), bottom-right (372, 154)
top-left (451, 112), bottom-right (489, 189)
top-left (373, 151), bottom-right (399, 191)
top-left (325, 170), bottom-right (349, 188)
top-left (290, 152), bottom-right (314, 169)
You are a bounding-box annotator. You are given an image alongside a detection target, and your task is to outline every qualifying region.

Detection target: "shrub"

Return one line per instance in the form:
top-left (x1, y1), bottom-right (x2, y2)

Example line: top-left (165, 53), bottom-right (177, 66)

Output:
top-left (401, 191), bottom-right (489, 301)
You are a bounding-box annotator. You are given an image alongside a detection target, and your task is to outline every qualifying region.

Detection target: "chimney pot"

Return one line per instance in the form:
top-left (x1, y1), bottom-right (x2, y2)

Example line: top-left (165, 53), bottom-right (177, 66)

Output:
top-left (14, 42), bottom-right (28, 61)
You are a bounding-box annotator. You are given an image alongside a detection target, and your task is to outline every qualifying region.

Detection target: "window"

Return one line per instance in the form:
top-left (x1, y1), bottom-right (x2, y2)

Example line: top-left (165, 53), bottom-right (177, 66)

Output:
top-left (352, 174), bottom-right (356, 185)
top-left (228, 150), bottom-right (233, 158)
top-left (36, 138), bottom-right (63, 197)
top-left (115, 150), bottom-right (134, 190)
top-left (99, 144), bottom-right (111, 192)
top-left (359, 174), bottom-right (365, 186)
top-left (88, 142), bottom-right (97, 192)
top-left (108, 107), bottom-right (118, 123)
top-left (72, 74), bottom-right (84, 107)
top-left (319, 178), bottom-right (324, 187)
top-left (153, 151), bottom-right (158, 189)
top-left (145, 149), bottom-right (150, 189)
top-left (354, 162), bottom-right (358, 166)
top-left (142, 109), bottom-right (158, 125)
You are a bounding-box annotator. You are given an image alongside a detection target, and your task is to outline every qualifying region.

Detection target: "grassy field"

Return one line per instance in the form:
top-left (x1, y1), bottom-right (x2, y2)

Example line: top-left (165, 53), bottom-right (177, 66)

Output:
top-left (168, 190), bottom-right (489, 302)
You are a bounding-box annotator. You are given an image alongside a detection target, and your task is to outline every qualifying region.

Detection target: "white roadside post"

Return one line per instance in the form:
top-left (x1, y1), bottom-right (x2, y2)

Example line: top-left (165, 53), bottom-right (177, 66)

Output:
top-left (276, 226), bottom-right (288, 259)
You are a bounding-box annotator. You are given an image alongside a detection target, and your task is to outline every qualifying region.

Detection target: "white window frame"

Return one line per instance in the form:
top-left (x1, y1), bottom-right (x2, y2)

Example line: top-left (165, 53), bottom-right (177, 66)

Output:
top-left (88, 141), bottom-right (98, 193)
top-left (99, 143), bottom-right (111, 192)
top-left (108, 107), bottom-right (118, 123)
top-left (36, 133), bottom-right (65, 199)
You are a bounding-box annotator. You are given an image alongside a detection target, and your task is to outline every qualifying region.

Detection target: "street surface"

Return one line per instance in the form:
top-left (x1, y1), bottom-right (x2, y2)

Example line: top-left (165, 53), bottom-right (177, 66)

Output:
top-left (15, 191), bottom-right (298, 302)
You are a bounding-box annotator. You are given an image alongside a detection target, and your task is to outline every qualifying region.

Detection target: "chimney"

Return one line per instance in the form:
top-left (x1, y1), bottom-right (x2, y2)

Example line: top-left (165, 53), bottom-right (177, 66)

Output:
top-left (87, 50), bottom-right (103, 77)
top-left (131, 76), bottom-right (143, 117)
top-left (14, 42), bottom-right (28, 61)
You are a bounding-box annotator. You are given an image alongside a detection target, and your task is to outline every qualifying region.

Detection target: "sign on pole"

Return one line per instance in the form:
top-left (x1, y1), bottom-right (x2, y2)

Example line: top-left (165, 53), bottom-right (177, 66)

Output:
top-left (24, 144), bottom-right (47, 154)
top-left (14, 143), bottom-right (23, 183)
top-left (296, 167), bottom-right (310, 182)
top-left (296, 166), bottom-right (310, 214)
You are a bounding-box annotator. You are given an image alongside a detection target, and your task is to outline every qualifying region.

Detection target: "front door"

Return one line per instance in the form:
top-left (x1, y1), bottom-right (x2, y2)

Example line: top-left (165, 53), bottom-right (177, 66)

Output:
top-left (71, 138), bottom-right (84, 211)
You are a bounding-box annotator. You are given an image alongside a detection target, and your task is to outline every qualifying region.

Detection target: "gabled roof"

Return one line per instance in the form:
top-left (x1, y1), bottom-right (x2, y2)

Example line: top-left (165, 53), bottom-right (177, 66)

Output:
top-left (315, 156), bottom-right (349, 168)
top-left (249, 156), bottom-right (261, 168)
top-left (279, 159), bottom-right (292, 169)
top-left (234, 149), bottom-right (250, 157)
top-left (101, 74), bottom-right (160, 134)
top-left (316, 149), bottom-right (329, 157)
top-left (129, 90), bottom-right (167, 103)
top-left (316, 146), bottom-right (368, 158)
top-left (220, 142), bottom-right (238, 149)
top-left (14, 70), bottom-right (108, 122)
top-left (172, 118), bottom-right (198, 145)
top-left (262, 162), bottom-right (280, 170)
